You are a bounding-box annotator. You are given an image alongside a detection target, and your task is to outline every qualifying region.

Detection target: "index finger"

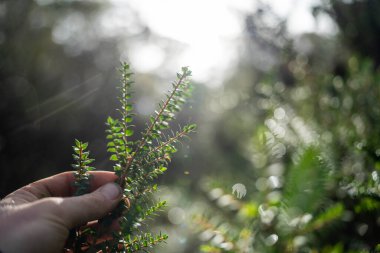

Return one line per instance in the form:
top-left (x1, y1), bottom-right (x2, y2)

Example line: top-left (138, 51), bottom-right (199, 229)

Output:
top-left (39, 171), bottom-right (119, 197)
top-left (5, 171), bottom-right (118, 203)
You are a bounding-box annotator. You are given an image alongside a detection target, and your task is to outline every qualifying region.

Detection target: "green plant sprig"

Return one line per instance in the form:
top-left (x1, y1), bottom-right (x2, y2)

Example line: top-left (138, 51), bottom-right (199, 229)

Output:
top-left (117, 66), bottom-right (194, 188)
top-left (70, 139), bottom-right (97, 251)
top-left (70, 62), bottom-right (195, 252)
top-left (72, 139), bottom-right (95, 196)
top-left (124, 232), bottom-right (169, 253)
top-left (107, 64), bottom-right (195, 251)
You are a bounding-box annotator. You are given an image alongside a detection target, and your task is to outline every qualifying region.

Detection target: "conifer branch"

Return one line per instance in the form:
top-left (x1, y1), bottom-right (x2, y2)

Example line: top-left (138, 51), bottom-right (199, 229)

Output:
top-left (68, 63), bottom-right (195, 252)
top-left (147, 125), bottom-right (196, 158)
top-left (124, 232), bottom-right (168, 252)
top-left (72, 139), bottom-right (95, 196)
top-left (70, 139), bottom-right (96, 251)
top-left (118, 67), bottom-right (193, 187)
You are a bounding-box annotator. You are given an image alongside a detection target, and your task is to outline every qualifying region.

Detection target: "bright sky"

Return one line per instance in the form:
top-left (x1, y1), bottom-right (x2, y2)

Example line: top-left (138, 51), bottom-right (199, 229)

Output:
top-left (108, 0), bottom-right (336, 87)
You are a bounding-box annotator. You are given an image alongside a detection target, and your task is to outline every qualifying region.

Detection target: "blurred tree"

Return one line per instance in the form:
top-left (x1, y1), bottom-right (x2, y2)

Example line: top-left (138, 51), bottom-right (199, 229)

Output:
top-left (0, 0), bottom-right (123, 196)
top-left (157, 1), bottom-right (380, 252)
top-left (317, 0), bottom-right (380, 67)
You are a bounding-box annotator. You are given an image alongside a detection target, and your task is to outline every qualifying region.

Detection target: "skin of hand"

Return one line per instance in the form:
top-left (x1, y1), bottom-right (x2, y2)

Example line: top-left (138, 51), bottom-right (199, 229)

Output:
top-left (0, 171), bottom-right (123, 253)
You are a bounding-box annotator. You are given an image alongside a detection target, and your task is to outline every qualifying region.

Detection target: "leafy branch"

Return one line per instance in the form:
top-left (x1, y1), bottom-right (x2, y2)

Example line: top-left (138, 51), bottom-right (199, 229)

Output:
top-left (118, 66), bottom-right (193, 187)
top-left (68, 63), bottom-right (195, 252)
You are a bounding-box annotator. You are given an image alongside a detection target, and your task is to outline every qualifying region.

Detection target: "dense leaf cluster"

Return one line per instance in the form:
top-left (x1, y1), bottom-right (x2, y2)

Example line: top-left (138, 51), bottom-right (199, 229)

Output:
top-left (190, 56), bottom-right (380, 253)
top-left (67, 63), bottom-right (195, 252)
top-left (72, 139), bottom-right (95, 196)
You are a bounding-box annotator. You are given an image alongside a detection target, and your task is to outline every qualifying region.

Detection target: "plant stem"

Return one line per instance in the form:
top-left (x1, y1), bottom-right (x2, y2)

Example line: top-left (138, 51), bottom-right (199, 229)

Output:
top-left (118, 73), bottom-right (187, 187)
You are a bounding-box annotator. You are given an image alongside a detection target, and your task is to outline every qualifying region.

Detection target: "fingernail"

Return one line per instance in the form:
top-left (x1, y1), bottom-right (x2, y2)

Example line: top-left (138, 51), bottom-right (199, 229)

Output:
top-left (99, 183), bottom-right (122, 200)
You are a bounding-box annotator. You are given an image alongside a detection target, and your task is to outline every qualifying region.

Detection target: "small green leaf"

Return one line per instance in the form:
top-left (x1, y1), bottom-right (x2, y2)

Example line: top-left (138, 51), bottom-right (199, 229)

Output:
top-left (107, 116), bottom-right (114, 125)
top-left (110, 154), bottom-right (118, 161)
top-left (82, 159), bottom-right (94, 165)
top-left (82, 142), bottom-right (88, 150)
top-left (185, 124), bottom-right (197, 131)
top-left (125, 104), bottom-right (133, 111)
top-left (112, 126), bottom-right (122, 133)
top-left (125, 115), bottom-right (133, 123)
top-left (73, 147), bottom-right (80, 155)
top-left (107, 147), bottom-right (116, 153)
top-left (125, 129), bottom-right (134, 136)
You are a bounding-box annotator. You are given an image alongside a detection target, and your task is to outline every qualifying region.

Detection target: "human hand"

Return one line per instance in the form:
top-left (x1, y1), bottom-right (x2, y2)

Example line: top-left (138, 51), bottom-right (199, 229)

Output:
top-left (0, 171), bottom-right (123, 253)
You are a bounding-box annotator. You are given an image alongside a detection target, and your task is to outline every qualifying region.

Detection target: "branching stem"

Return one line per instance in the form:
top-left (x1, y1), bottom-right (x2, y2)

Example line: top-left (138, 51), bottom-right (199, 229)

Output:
top-left (118, 73), bottom-right (188, 187)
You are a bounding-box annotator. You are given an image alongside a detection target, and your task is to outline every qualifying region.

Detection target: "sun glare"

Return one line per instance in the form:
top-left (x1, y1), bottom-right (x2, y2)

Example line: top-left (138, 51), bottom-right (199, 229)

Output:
top-left (108, 0), bottom-right (335, 87)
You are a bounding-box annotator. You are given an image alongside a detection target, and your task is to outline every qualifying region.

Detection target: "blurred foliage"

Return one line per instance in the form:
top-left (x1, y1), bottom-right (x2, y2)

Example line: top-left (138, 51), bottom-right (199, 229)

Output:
top-left (0, 0), bottom-right (118, 195)
top-left (0, 0), bottom-right (156, 196)
top-left (1, 0), bottom-right (380, 252)
top-left (158, 1), bottom-right (380, 252)
top-left (316, 0), bottom-right (380, 66)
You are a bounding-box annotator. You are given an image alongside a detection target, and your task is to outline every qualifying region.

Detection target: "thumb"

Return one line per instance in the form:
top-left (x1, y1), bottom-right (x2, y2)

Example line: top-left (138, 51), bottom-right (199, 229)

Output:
top-left (58, 182), bottom-right (123, 228)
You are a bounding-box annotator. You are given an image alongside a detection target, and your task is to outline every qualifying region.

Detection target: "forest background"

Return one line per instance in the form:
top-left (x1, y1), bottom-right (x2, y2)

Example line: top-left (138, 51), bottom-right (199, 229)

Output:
top-left (1, 0), bottom-right (380, 252)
